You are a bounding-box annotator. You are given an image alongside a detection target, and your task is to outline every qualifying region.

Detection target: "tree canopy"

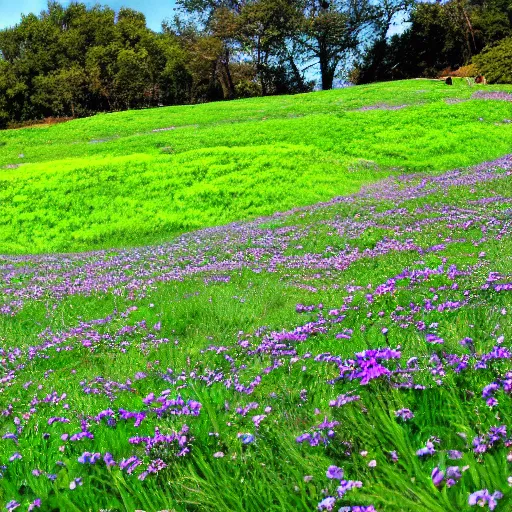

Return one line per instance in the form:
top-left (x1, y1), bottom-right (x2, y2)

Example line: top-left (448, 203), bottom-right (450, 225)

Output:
top-left (0, 0), bottom-right (511, 128)
top-left (354, 0), bottom-right (512, 83)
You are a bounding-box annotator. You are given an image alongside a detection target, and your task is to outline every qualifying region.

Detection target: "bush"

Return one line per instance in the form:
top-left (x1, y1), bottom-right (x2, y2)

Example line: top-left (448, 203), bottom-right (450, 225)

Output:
top-left (473, 38), bottom-right (512, 83)
top-left (452, 64), bottom-right (479, 77)
top-left (437, 64), bottom-right (478, 78)
top-left (347, 66), bottom-right (361, 85)
top-left (235, 79), bottom-right (262, 98)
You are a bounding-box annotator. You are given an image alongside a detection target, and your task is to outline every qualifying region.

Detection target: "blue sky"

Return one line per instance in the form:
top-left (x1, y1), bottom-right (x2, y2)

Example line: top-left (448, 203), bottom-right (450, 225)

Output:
top-left (0, 0), bottom-right (178, 32)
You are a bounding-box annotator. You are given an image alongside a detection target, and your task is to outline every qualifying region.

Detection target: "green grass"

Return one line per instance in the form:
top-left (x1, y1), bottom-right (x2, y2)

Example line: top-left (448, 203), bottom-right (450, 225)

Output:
top-left (1, 166), bottom-right (512, 511)
top-left (1, 78), bottom-right (512, 253)
top-left (1, 80), bottom-right (512, 511)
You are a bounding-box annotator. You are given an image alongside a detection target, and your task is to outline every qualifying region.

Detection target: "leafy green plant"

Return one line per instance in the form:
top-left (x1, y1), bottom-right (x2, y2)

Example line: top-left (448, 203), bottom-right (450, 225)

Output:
top-left (473, 38), bottom-right (512, 84)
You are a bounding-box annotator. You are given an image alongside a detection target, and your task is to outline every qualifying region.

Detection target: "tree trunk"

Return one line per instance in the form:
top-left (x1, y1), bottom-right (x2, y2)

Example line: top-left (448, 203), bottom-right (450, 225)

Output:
top-left (321, 68), bottom-right (335, 90)
top-left (288, 54), bottom-right (306, 91)
top-left (220, 49), bottom-right (235, 99)
top-left (207, 59), bottom-right (219, 102)
top-left (316, 26), bottom-right (336, 90)
top-left (256, 36), bottom-right (267, 96)
top-left (217, 61), bottom-right (233, 99)
top-left (258, 65), bottom-right (268, 96)
top-left (319, 47), bottom-right (335, 89)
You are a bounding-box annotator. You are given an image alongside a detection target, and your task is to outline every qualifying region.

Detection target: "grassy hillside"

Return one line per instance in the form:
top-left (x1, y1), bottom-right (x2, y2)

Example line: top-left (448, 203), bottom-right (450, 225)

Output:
top-left (1, 80), bottom-right (512, 512)
top-left (1, 79), bottom-right (512, 253)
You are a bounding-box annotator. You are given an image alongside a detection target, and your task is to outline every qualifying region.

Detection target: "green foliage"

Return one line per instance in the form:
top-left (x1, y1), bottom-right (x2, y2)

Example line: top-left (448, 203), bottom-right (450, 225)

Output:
top-left (355, 0), bottom-right (512, 83)
top-left (0, 0), bottom-right (317, 128)
top-left (473, 37), bottom-right (512, 83)
top-left (0, 2), bottom-right (193, 124)
top-left (32, 66), bottom-right (89, 118)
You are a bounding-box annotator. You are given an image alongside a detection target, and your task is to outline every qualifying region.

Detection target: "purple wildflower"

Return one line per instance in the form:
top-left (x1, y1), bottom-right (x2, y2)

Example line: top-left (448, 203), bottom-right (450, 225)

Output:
top-left (238, 433), bottom-right (255, 444)
top-left (468, 489), bottom-right (503, 510)
top-left (318, 497), bottom-right (336, 511)
top-left (426, 334), bottom-right (444, 344)
top-left (337, 479), bottom-right (363, 497)
top-left (326, 465), bottom-right (344, 480)
top-left (28, 499), bottom-right (41, 511)
top-left (69, 477), bottom-right (83, 490)
top-left (104, 452), bottom-right (116, 467)
top-left (394, 408), bottom-right (414, 421)
top-left (416, 441), bottom-right (436, 457)
top-left (431, 467), bottom-right (444, 487)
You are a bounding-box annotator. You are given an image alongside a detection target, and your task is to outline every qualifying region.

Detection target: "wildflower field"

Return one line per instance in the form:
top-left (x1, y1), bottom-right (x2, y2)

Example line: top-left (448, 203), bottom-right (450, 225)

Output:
top-left (1, 79), bottom-right (512, 511)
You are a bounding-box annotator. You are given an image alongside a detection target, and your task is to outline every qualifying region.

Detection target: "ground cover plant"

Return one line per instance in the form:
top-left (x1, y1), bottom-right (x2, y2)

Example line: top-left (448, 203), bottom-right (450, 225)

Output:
top-left (1, 79), bottom-right (512, 253)
top-left (1, 79), bottom-right (512, 511)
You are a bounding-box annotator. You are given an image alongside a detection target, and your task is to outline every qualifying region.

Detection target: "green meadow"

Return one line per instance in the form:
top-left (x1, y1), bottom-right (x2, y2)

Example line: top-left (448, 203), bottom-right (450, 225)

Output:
top-left (1, 80), bottom-right (512, 512)
top-left (1, 79), bottom-right (512, 253)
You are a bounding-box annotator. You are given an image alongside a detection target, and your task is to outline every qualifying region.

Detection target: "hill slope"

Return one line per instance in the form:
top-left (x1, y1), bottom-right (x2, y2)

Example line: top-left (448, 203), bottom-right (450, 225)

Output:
top-left (1, 79), bottom-right (512, 253)
top-left (0, 81), bottom-right (512, 511)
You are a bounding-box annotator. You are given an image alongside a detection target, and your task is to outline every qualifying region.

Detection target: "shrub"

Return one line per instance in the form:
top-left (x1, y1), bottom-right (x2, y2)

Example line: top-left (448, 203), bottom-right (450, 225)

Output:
top-left (452, 64), bottom-right (478, 77)
top-left (473, 38), bottom-right (512, 84)
top-left (235, 79), bottom-right (262, 98)
top-left (438, 64), bottom-right (478, 78)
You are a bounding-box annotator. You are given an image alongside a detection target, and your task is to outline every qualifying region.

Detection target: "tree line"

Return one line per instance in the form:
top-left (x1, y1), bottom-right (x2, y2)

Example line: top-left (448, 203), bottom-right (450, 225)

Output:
top-left (355, 0), bottom-right (512, 83)
top-left (0, 0), bottom-right (511, 128)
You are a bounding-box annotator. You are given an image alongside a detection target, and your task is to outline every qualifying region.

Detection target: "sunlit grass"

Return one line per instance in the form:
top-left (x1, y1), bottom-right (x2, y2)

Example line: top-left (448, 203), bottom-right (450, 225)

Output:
top-left (1, 79), bottom-right (512, 253)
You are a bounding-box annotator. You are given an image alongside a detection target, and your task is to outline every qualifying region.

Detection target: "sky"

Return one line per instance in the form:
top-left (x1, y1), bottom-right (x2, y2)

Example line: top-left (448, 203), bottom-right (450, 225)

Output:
top-left (0, 0), bottom-right (178, 32)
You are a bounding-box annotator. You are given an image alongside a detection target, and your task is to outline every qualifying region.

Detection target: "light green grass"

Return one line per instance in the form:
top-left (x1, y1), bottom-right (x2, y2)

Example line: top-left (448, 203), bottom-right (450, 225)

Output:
top-left (1, 79), bottom-right (512, 253)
